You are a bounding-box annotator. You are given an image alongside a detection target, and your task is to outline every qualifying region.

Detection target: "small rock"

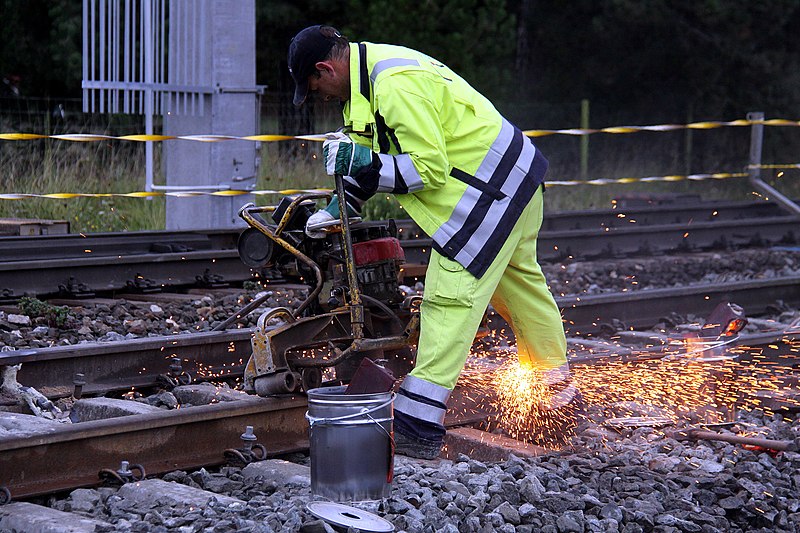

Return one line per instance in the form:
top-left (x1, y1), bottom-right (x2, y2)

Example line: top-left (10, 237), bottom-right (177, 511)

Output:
top-left (7, 314), bottom-right (31, 326)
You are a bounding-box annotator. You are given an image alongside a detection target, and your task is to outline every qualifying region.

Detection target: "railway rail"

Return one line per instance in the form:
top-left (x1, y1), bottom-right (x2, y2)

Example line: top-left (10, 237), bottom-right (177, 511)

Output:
top-left (3, 274), bottom-right (800, 399)
top-left (0, 199), bottom-right (797, 298)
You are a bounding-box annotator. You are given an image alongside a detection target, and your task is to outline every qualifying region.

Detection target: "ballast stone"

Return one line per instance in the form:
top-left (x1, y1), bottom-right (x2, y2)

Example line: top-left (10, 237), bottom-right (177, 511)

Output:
top-left (0, 501), bottom-right (112, 533)
top-left (172, 383), bottom-right (251, 405)
top-left (242, 459), bottom-right (311, 487)
top-left (6, 314), bottom-right (32, 326)
top-left (115, 478), bottom-right (244, 510)
top-left (69, 397), bottom-right (161, 422)
top-left (0, 411), bottom-right (62, 438)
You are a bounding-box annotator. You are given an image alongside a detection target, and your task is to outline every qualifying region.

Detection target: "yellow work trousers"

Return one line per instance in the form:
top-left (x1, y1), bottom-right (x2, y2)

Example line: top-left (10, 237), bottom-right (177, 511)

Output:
top-left (410, 187), bottom-right (567, 390)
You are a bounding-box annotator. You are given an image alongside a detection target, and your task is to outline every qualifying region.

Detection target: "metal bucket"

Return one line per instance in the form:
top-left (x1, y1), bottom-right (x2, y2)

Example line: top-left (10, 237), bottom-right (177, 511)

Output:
top-left (306, 386), bottom-right (394, 502)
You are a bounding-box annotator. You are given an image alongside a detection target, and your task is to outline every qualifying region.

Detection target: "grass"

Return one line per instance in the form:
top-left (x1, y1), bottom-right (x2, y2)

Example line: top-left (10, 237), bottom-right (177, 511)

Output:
top-left (0, 131), bottom-right (165, 232)
top-left (1, 114), bottom-right (798, 232)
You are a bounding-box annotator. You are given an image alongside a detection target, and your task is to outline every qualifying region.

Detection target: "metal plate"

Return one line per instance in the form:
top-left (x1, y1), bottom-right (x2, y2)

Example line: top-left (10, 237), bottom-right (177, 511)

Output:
top-left (306, 501), bottom-right (395, 532)
top-left (604, 416), bottom-right (674, 429)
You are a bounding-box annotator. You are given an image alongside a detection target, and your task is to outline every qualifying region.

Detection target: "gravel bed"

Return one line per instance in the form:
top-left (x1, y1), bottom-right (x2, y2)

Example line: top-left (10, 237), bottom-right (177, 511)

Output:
top-left (543, 248), bottom-right (800, 297)
top-left (45, 408), bottom-right (800, 532)
top-left (5, 246), bottom-right (800, 532)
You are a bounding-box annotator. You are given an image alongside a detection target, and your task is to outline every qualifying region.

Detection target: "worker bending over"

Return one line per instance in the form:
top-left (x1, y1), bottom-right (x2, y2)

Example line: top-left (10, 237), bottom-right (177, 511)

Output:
top-left (288, 25), bottom-right (579, 459)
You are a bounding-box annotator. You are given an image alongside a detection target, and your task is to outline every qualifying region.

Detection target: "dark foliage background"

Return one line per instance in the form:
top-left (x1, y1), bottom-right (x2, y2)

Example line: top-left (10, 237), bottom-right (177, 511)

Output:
top-left (2, 0), bottom-right (800, 183)
top-left (3, 1), bottom-right (799, 117)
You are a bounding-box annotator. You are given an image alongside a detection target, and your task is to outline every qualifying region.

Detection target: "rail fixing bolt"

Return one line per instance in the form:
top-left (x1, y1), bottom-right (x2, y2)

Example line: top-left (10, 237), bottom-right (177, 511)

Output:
top-left (241, 425), bottom-right (257, 451)
top-left (169, 357), bottom-right (183, 376)
top-left (73, 372), bottom-right (86, 399)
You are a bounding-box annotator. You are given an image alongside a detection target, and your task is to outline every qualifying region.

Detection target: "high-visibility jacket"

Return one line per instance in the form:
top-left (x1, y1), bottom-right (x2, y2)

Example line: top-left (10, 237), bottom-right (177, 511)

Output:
top-left (340, 42), bottom-right (548, 279)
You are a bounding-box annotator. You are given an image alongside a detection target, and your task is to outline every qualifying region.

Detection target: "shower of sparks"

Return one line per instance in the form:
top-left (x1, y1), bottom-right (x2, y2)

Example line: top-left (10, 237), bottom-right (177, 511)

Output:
top-left (457, 333), bottom-right (800, 447)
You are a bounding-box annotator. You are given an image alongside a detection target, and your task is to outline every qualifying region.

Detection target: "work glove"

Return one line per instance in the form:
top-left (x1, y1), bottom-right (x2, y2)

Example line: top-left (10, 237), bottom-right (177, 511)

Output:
top-left (306, 195), bottom-right (361, 239)
top-left (322, 131), bottom-right (373, 177)
top-left (305, 209), bottom-right (336, 238)
top-left (305, 195), bottom-right (351, 238)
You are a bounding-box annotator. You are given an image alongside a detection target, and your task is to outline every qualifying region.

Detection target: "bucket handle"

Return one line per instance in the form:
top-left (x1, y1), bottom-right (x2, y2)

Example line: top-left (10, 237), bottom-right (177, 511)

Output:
top-left (305, 394), bottom-right (395, 428)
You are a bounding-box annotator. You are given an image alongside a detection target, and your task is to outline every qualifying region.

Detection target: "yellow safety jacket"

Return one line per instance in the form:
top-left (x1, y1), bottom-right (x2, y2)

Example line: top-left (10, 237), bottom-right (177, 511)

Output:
top-left (341, 42), bottom-right (548, 278)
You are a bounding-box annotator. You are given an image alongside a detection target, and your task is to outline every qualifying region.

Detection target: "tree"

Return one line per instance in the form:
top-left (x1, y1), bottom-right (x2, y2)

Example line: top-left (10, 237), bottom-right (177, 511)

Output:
top-left (343, 0), bottom-right (517, 100)
top-left (0, 0), bottom-right (81, 97)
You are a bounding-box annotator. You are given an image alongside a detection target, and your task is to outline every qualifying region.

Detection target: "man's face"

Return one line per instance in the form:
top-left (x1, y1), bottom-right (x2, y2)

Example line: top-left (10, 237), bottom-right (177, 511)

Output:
top-left (308, 61), bottom-right (349, 103)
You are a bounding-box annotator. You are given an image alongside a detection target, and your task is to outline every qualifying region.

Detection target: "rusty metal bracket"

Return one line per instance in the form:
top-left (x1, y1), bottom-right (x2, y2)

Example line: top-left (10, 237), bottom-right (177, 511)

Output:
top-left (223, 425), bottom-right (268, 466)
top-left (125, 273), bottom-right (160, 294)
top-left (98, 460), bottom-right (146, 486)
top-left (0, 288), bottom-right (15, 305)
top-left (674, 427), bottom-right (800, 454)
top-left (72, 372), bottom-right (86, 399)
top-left (58, 277), bottom-right (95, 298)
top-left (157, 357), bottom-right (192, 389)
top-left (195, 269), bottom-right (228, 289)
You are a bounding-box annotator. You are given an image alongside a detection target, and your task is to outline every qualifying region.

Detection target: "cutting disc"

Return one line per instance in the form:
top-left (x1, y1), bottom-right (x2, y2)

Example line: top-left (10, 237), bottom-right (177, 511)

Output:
top-left (306, 501), bottom-right (395, 532)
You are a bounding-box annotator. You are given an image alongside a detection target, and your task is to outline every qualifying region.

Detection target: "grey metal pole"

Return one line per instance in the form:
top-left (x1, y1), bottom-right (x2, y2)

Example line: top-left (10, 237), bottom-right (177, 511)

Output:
top-left (144, 0), bottom-right (154, 193)
top-left (747, 111), bottom-right (800, 216)
top-left (580, 99), bottom-right (589, 180)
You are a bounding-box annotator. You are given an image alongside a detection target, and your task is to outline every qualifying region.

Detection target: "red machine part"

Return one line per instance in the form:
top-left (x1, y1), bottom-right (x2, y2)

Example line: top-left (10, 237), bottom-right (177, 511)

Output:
top-left (352, 237), bottom-right (405, 266)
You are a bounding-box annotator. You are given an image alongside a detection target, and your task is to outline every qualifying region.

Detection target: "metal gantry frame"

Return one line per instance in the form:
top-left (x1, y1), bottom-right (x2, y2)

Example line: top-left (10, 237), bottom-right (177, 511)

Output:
top-left (82, 0), bottom-right (261, 194)
top-left (82, 0), bottom-right (263, 229)
top-left (747, 111), bottom-right (800, 216)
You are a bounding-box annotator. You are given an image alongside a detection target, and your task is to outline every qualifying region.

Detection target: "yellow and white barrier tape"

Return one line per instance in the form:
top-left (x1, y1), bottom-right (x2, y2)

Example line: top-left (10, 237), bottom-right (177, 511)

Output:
top-left (0, 188), bottom-right (330, 201)
top-left (546, 172), bottom-right (748, 187)
top-left (2, 118), bottom-right (800, 143)
top-left (0, 172), bottom-right (763, 200)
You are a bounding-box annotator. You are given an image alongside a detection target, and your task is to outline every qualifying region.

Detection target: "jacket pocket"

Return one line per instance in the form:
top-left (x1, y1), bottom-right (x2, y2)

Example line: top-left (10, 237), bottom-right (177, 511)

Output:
top-left (449, 168), bottom-right (506, 201)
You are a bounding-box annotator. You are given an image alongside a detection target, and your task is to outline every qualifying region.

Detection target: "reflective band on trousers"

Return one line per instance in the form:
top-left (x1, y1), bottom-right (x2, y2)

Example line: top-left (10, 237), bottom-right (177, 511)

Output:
top-left (394, 375), bottom-right (451, 426)
top-left (541, 363), bottom-right (571, 386)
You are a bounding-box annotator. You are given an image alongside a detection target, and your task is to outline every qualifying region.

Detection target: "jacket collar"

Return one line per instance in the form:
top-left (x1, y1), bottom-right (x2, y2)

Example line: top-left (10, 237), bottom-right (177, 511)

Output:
top-left (345, 42), bottom-right (373, 135)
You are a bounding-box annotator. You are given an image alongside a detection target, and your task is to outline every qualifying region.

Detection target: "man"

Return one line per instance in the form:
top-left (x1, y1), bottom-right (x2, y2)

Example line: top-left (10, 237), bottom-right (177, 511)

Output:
top-left (288, 25), bottom-right (578, 459)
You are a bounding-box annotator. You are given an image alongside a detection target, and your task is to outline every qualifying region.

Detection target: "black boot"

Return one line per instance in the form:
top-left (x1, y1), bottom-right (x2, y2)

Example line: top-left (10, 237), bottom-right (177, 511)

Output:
top-left (394, 430), bottom-right (442, 460)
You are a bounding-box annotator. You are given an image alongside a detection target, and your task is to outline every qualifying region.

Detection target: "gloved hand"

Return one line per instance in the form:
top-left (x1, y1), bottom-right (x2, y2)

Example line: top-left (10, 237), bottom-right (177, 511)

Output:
top-left (305, 209), bottom-right (336, 238)
top-left (323, 131), bottom-right (373, 176)
top-left (305, 195), bottom-right (360, 238)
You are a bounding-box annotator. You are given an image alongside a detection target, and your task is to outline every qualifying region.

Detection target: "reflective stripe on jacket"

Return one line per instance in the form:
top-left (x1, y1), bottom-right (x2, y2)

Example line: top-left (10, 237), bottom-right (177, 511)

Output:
top-left (342, 42), bottom-right (548, 278)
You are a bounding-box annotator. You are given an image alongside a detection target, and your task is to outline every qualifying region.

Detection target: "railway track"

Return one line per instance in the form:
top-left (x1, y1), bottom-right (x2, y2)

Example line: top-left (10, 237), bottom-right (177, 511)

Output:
top-left (3, 274), bottom-right (799, 399)
top-left (0, 199), bottom-right (797, 298)
top-left (2, 322), bottom-right (797, 500)
top-left (2, 269), bottom-right (799, 500)
top-left (1, 200), bottom-right (799, 525)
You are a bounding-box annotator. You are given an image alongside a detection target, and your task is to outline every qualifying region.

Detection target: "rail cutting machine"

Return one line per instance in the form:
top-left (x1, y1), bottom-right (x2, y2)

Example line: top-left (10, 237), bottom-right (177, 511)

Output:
top-left (235, 175), bottom-right (420, 396)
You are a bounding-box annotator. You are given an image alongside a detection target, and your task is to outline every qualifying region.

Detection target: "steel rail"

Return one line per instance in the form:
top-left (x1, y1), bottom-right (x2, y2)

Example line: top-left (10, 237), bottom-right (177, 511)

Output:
top-left (0, 396), bottom-right (309, 499)
top-left (558, 275), bottom-right (800, 335)
top-left (400, 214), bottom-right (800, 266)
top-left (6, 329), bottom-right (253, 398)
top-left (0, 199), bottom-right (788, 260)
top-left (540, 199), bottom-right (796, 232)
top-left (0, 249), bottom-right (252, 298)
top-left (0, 202), bottom-right (797, 298)
top-left (0, 229), bottom-right (241, 262)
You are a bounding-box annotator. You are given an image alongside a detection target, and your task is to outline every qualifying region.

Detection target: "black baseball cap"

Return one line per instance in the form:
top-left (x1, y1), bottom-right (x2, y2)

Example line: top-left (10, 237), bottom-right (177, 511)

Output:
top-left (288, 25), bottom-right (344, 107)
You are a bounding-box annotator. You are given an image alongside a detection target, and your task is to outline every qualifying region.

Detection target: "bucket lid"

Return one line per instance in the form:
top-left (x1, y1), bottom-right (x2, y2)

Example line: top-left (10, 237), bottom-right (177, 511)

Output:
top-left (306, 501), bottom-right (395, 532)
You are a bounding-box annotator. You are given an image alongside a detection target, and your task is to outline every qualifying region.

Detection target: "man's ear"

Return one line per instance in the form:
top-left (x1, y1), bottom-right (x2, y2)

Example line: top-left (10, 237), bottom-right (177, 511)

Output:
top-left (315, 61), bottom-right (334, 76)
